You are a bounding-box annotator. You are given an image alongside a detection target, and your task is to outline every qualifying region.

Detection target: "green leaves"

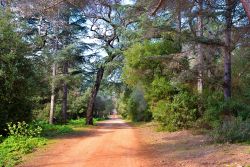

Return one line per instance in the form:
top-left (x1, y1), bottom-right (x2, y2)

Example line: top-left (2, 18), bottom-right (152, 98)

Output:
top-left (0, 13), bottom-right (36, 132)
top-left (0, 136), bottom-right (47, 167)
top-left (123, 39), bottom-right (181, 87)
top-left (6, 121), bottom-right (42, 137)
top-left (121, 38), bottom-right (198, 130)
top-left (152, 91), bottom-right (198, 131)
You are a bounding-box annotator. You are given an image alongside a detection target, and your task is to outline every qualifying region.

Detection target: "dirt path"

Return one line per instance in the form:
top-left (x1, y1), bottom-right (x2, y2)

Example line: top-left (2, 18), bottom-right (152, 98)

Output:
top-left (19, 118), bottom-right (149, 167)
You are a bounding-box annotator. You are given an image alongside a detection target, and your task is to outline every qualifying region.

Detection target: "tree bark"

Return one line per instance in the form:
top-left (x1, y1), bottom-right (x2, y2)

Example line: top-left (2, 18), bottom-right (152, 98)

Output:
top-left (177, 0), bottom-right (182, 33)
top-left (197, 0), bottom-right (204, 94)
top-left (240, 0), bottom-right (250, 21)
top-left (223, 0), bottom-right (233, 100)
top-left (86, 67), bottom-right (104, 125)
top-left (49, 63), bottom-right (56, 124)
top-left (61, 62), bottom-right (68, 124)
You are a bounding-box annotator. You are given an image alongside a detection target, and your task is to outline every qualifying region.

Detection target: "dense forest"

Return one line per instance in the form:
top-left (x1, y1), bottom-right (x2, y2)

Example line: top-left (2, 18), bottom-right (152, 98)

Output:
top-left (0, 0), bottom-right (250, 165)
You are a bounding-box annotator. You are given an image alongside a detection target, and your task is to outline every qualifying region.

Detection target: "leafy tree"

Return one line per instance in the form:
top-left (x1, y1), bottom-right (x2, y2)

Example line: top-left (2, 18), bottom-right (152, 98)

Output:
top-left (83, 0), bottom-right (129, 125)
top-left (0, 12), bottom-right (37, 132)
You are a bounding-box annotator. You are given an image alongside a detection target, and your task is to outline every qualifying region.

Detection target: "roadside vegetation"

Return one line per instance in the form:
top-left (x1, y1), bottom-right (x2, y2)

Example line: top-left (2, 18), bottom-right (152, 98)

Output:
top-left (0, 118), bottom-right (106, 167)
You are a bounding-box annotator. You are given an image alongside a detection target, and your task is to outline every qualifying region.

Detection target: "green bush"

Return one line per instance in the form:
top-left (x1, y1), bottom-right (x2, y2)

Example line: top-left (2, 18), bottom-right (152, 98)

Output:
top-left (68, 118), bottom-right (86, 127)
top-left (0, 136), bottom-right (46, 167)
top-left (116, 91), bottom-right (130, 119)
top-left (6, 121), bottom-right (42, 137)
top-left (93, 95), bottom-right (114, 118)
top-left (0, 121), bottom-right (47, 166)
top-left (0, 13), bottom-right (37, 133)
top-left (117, 88), bottom-right (151, 122)
top-left (201, 91), bottom-right (224, 128)
top-left (68, 89), bottom-right (91, 119)
top-left (36, 122), bottom-right (73, 137)
top-left (94, 117), bottom-right (107, 122)
top-left (210, 117), bottom-right (250, 143)
top-left (0, 135), bottom-right (3, 143)
top-left (202, 91), bottom-right (250, 129)
top-left (152, 91), bottom-right (198, 131)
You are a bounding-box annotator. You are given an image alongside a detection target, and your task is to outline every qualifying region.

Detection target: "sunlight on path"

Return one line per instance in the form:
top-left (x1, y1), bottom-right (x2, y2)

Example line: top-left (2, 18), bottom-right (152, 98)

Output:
top-left (19, 117), bottom-right (148, 167)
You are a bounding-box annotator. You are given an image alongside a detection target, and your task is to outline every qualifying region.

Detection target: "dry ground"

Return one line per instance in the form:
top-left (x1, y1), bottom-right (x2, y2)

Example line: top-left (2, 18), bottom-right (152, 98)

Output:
top-left (18, 118), bottom-right (250, 167)
top-left (137, 122), bottom-right (250, 167)
top-left (18, 118), bottom-right (150, 167)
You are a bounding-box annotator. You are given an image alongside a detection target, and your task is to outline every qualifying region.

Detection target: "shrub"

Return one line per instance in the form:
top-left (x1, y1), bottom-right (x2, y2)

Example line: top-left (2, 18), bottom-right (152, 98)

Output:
top-left (93, 95), bottom-right (114, 118)
top-left (35, 121), bottom-right (73, 137)
top-left (118, 88), bottom-right (151, 122)
top-left (116, 92), bottom-right (130, 119)
top-left (0, 121), bottom-right (46, 166)
top-left (202, 91), bottom-right (250, 129)
top-left (210, 117), bottom-right (250, 143)
top-left (68, 118), bottom-right (86, 127)
top-left (152, 91), bottom-right (198, 131)
top-left (0, 136), bottom-right (46, 167)
top-left (6, 121), bottom-right (42, 137)
top-left (201, 91), bottom-right (224, 128)
top-left (126, 89), bottom-right (151, 122)
top-left (0, 135), bottom-right (3, 143)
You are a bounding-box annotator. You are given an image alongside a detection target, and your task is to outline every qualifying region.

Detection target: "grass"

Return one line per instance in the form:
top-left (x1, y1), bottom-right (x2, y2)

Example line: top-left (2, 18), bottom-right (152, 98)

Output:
top-left (68, 118), bottom-right (86, 127)
top-left (38, 122), bottom-right (74, 138)
top-left (0, 136), bottom-right (47, 167)
top-left (0, 117), bottom-right (106, 167)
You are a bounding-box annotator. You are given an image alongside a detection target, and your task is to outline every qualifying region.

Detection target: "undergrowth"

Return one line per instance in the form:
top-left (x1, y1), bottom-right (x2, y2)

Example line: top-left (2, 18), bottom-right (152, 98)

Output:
top-left (0, 136), bottom-right (47, 167)
top-left (0, 118), bottom-right (106, 167)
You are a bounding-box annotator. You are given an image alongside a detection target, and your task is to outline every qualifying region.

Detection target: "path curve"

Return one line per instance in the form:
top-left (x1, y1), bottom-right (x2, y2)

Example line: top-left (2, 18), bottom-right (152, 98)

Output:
top-left (19, 117), bottom-right (149, 167)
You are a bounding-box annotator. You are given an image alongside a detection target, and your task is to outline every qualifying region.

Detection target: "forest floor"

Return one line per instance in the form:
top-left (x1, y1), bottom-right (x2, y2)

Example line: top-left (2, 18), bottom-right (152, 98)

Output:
top-left (138, 122), bottom-right (250, 167)
top-left (18, 117), bottom-right (250, 167)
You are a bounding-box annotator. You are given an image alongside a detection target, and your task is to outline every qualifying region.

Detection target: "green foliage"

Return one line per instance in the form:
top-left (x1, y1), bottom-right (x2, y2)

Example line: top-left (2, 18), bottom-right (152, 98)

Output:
top-left (0, 136), bottom-right (46, 167)
top-left (150, 81), bottom-right (198, 131)
top-left (200, 91), bottom-right (250, 129)
top-left (116, 92), bottom-right (130, 119)
top-left (68, 118), bottom-right (86, 127)
top-left (0, 135), bottom-right (3, 143)
top-left (117, 88), bottom-right (151, 122)
top-left (35, 121), bottom-right (73, 137)
top-left (210, 117), bottom-right (250, 143)
top-left (94, 117), bottom-right (107, 122)
top-left (122, 38), bottom-right (199, 130)
top-left (68, 89), bottom-right (91, 119)
top-left (32, 103), bottom-right (50, 122)
top-left (94, 95), bottom-right (114, 119)
top-left (201, 91), bottom-right (224, 128)
top-left (0, 12), bottom-right (37, 132)
top-left (6, 121), bottom-right (42, 137)
top-left (0, 122), bottom-right (48, 166)
top-left (127, 89), bottom-right (151, 122)
top-left (123, 39), bottom-right (180, 86)
top-left (0, 121), bottom-right (46, 166)
top-left (147, 77), bottom-right (176, 100)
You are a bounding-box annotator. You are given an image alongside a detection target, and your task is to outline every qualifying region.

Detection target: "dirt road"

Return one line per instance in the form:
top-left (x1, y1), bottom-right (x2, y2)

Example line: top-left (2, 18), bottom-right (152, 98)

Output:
top-left (19, 118), bottom-right (149, 167)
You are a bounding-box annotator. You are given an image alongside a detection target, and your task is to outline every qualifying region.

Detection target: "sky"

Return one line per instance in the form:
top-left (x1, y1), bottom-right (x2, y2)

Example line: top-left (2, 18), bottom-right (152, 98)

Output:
top-left (122, 0), bottom-right (134, 5)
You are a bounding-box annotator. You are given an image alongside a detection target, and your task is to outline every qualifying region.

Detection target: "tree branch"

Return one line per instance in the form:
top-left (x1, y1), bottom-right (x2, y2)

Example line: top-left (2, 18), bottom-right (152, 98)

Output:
top-left (151, 0), bottom-right (164, 16)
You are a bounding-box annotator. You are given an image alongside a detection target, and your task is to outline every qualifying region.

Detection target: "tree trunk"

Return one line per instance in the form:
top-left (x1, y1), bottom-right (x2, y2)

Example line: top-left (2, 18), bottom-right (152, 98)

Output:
top-left (176, 0), bottom-right (182, 48)
top-left (61, 62), bottom-right (68, 124)
top-left (240, 0), bottom-right (250, 21)
top-left (177, 0), bottom-right (182, 33)
top-left (223, 0), bottom-right (233, 100)
top-left (86, 67), bottom-right (104, 125)
top-left (49, 63), bottom-right (56, 124)
top-left (197, 0), bottom-right (204, 94)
